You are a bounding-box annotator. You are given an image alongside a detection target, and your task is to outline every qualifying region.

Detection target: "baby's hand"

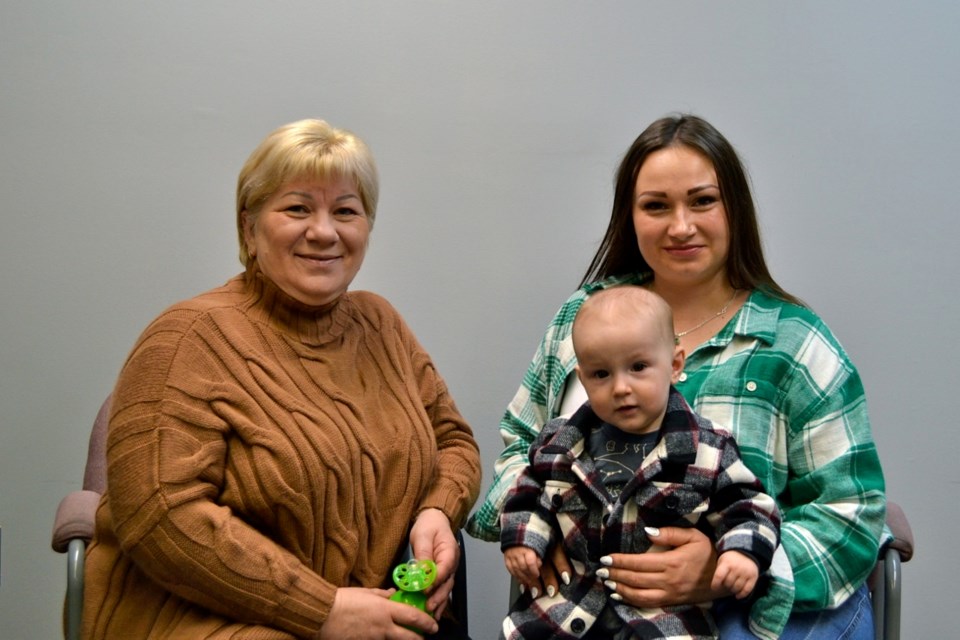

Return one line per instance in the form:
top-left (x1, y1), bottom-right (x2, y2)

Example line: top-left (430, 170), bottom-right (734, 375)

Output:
top-left (711, 550), bottom-right (759, 600)
top-left (503, 546), bottom-right (542, 592)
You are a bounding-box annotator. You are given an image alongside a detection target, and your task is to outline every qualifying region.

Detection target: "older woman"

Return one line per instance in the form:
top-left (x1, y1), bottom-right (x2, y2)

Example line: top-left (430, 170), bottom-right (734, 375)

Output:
top-left (468, 114), bottom-right (886, 639)
top-left (82, 119), bottom-right (481, 639)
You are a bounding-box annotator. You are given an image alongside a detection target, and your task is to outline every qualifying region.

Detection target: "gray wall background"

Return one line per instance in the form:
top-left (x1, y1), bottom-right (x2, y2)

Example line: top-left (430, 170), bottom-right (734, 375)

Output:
top-left (2, 2), bottom-right (957, 638)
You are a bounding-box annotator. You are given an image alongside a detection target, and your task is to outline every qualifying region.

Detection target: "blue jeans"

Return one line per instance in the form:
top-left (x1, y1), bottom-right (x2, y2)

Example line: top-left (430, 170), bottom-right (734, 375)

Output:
top-left (714, 583), bottom-right (873, 640)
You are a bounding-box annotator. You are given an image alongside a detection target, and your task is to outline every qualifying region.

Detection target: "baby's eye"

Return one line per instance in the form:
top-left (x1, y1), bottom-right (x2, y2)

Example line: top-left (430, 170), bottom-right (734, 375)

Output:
top-left (592, 370), bottom-right (610, 380)
top-left (630, 362), bottom-right (647, 372)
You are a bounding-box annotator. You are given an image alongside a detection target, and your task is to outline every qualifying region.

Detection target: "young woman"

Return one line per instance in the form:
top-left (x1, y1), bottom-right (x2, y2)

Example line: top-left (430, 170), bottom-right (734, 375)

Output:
top-left (469, 114), bottom-right (885, 639)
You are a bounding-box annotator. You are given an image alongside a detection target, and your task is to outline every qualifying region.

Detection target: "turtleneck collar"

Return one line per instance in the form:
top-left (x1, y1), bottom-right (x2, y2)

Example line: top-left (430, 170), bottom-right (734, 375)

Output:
top-left (241, 261), bottom-right (351, 347)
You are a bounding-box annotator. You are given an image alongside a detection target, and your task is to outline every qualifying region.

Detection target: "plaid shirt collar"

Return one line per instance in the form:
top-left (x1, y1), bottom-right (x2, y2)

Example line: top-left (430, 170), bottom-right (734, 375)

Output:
top-left (588, 272), bottom-right (782, 350)
top-left (546, 386), bottom-right (705, 474)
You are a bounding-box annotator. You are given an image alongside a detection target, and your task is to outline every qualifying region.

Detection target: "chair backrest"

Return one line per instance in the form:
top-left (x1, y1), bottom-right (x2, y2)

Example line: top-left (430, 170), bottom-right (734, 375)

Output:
top-left (51, 395), bottom-right (111, 554)
top-left (81, 395), bottom-right (111, 494)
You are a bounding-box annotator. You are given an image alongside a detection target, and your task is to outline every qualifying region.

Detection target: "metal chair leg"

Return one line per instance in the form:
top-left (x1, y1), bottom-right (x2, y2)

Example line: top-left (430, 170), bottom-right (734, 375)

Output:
top-left (66, 538), bottom-right (86, 640)
top-left (884, 549), bottom-right (902, 640)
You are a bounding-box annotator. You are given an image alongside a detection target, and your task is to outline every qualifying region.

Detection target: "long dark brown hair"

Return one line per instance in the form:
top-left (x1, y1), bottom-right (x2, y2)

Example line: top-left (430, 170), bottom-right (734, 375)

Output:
top-left (581, 114), bottom-right (801, 306)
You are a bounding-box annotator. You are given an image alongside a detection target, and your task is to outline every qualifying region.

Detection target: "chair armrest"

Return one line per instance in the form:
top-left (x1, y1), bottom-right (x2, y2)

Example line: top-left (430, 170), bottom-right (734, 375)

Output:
top-left (885, 501), bottom-right (914, 562)
top-left (52, 490), bottom-right (101, 552)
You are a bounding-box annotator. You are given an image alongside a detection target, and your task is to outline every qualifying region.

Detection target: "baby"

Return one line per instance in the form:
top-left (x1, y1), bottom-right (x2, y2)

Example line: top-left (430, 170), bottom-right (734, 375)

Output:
top-left (500, 286), bottom-right (780, 639)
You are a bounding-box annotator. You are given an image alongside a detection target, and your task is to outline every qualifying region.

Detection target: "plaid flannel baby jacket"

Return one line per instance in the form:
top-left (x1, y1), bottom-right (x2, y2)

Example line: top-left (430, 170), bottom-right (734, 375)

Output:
top-left (500, 387), bottom-right (780, 640)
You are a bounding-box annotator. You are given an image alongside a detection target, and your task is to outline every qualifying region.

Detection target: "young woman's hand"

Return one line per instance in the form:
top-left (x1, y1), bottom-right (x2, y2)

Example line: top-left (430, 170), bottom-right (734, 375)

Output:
top-left (534, 543), bottom-right (573, 598)
top-left (597, 526), bottom-right (725, 607)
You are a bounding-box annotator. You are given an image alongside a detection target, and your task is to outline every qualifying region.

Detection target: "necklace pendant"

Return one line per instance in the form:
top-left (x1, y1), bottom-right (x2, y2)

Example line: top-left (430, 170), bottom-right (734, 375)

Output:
top-left (675, 289), bottom-right (739, 338)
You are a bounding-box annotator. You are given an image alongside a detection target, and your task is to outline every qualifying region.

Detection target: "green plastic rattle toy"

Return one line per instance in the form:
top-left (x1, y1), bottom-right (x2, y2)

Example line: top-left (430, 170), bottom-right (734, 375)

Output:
top-left (389, 558), bottom-right (437, 633)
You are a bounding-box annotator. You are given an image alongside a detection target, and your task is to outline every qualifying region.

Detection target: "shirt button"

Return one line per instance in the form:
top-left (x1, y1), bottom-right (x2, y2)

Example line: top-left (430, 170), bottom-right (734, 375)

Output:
top-left (746, 381), bottom-right (758, 392)
top-left (571, 618), bottom-right (586, 634)
top-left (552, 494), bottom-right (563, 508)
top-left (665, 496), bottom-right (680, 509)
top-left (678, 372), bottom-right (688, 382)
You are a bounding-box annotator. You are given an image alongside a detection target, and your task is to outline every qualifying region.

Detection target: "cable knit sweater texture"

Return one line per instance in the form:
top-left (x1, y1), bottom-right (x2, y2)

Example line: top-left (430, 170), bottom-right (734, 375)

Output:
top-left (81, 267), bottom-right (481, 639)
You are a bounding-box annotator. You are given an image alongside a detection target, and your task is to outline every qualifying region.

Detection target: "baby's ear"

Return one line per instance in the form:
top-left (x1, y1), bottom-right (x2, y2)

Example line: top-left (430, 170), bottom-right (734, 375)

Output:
top-left (670, 346), bottom-right (686, 382)
top-left (575, 364), bottom-right (594, 388)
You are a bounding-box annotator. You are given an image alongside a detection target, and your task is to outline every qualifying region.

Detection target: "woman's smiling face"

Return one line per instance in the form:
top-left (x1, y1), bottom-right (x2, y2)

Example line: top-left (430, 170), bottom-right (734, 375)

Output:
top-left (243, 175), bottom-right (370, 306)
top-left (632, 145), bottom-right (730, 289)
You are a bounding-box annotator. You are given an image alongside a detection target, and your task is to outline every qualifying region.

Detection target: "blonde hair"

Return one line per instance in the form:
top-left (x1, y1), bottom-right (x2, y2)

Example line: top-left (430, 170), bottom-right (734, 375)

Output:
top-left (235, 119), bottom-right (379, 266)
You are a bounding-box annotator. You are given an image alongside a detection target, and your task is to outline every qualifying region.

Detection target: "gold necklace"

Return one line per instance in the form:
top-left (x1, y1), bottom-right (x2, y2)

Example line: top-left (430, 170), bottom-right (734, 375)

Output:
top-left (675, 289), bottom-right (739, 338)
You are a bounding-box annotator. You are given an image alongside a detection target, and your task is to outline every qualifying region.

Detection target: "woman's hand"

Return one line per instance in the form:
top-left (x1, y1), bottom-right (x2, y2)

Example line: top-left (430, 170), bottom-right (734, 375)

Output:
top-left (408, 508), bottom-right (459, 618)
top-left (523, 543), bottom-right (573, 598)
top-left (318, 587), bottom-right (438, 639)
top-left (597, 526), bottom-right (725, 607)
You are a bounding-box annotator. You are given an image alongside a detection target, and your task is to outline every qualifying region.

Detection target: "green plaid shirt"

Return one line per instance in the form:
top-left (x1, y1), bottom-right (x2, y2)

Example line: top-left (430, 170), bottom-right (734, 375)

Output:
top-left (467, 274), bottom-right (886, 639)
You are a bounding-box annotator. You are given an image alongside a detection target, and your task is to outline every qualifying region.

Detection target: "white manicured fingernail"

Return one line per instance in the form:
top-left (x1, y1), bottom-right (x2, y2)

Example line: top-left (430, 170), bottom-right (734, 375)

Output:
top-left (600, 556), bottom-right (613, 566)
top-left (644, 526), bottom-right (660, 537)
top-left (596, 568), bottom-right (609, 579)
top-left (611, 593), bottom-right (623, 601)
top-left (519, 584), bottom-right (526, 595)
top-left (530, 587), bottom-right (539, 599)
top-left (547, 585), bottom-right (556, 598)
top-left (604, 580), bottom-right (618, 591)
top-left (561, 571), bottom-right (571, 585)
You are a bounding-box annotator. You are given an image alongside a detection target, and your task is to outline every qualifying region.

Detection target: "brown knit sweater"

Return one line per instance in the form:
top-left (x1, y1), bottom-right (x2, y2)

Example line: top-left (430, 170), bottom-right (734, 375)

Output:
top-left (81, 268), bottom-right (481, 639)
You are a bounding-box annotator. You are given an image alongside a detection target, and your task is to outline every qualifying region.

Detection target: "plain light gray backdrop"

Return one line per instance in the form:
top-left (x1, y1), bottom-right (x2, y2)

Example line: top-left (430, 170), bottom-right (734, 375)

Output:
top-left (1, 2), bottom-right (957, 638)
